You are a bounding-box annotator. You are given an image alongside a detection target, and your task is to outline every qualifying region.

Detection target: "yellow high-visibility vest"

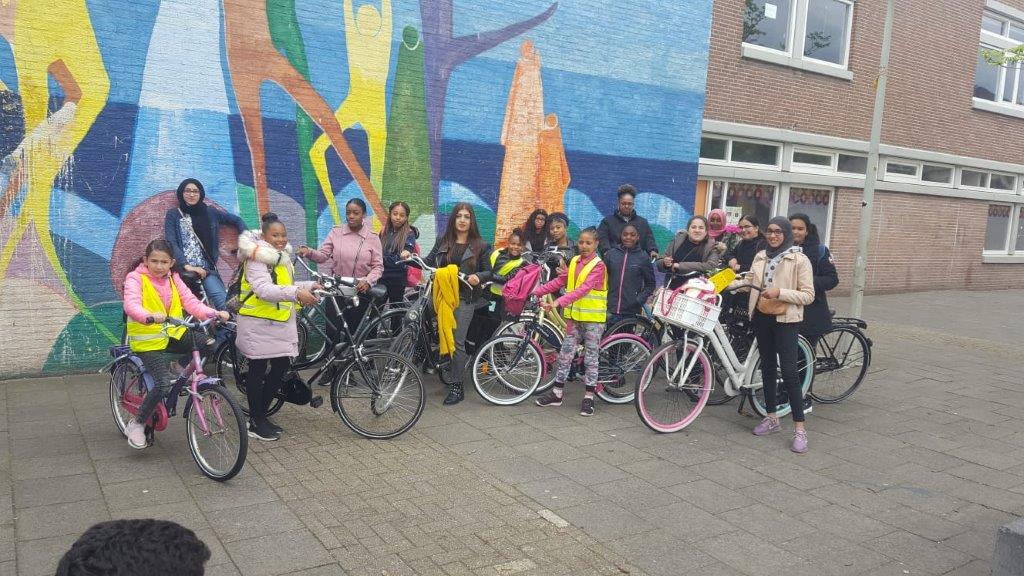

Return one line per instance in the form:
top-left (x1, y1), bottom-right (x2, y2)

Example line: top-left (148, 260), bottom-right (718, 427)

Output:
top-left (238, 259), bottom-right (295, 322)
top-left (488, 249), bottom-right (524, 296)
top-left (126, 274), bottom-right (187, 352)
top-left (564, 255), bottom-right (608, 323)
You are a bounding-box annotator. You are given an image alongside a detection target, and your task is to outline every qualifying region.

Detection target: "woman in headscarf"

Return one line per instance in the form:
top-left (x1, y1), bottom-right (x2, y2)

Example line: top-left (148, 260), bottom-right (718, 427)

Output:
top-left (728, 217), bottom-right (815, 453)
top-left (707, 208), bottom-right (739, 255)
top-left (163, 178), bottom-right (248, 309)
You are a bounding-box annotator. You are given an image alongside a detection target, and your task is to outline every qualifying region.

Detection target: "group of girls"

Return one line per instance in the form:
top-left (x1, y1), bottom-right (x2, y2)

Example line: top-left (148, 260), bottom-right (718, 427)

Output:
top-left (122, 178), bottom-right (837, 453)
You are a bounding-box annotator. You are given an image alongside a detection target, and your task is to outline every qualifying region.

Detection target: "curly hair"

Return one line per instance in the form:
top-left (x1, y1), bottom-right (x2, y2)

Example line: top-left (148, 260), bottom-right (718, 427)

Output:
top-left (56, 519), bottom-right (211, 576)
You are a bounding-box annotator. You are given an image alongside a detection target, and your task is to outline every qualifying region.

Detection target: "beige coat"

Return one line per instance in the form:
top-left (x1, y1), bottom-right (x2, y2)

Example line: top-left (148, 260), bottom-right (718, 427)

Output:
top-left (728, 250), bottom-right (815, 323)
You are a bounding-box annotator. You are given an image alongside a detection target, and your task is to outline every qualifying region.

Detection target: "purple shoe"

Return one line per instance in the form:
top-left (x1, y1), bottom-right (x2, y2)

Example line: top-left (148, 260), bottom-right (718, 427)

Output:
top-left (752, 416), bottom-right (781, 436)
top-left (791, 430), bottom-right (808, 453)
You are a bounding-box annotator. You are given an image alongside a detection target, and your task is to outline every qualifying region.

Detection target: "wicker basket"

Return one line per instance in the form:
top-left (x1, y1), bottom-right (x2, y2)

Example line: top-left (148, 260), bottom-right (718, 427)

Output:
top-left (652, 287), bottom-right (721, 335)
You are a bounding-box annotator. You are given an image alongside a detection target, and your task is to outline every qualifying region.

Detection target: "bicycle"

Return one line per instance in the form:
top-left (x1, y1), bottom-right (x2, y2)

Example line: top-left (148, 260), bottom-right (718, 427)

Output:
top-left (634, 273), bottom-right (815, 433)
top-left (473, 294), bottom-right (652, 405)
top-left (290, 256), bottom-right (399, 369)
top-left (808, 314), bottom-right (872, 404)
top-left (105, 317), bottom-right (248, 481)
top-left (214, 276), bottom-right (426, 439)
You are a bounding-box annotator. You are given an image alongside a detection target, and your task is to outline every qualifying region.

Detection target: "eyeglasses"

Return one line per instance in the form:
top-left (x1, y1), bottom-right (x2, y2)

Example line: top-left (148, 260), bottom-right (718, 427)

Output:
top-left (765, 229), bottom-right (784, 236)
top-left (183, 190), bottom-right (201, 196)
top-left (739, 225), bottom-right (755, 230)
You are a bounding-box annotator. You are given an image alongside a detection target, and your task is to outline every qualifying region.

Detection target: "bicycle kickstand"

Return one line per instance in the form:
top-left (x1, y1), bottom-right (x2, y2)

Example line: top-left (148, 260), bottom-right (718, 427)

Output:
top-left (737, 394), bottom-right (752, 417)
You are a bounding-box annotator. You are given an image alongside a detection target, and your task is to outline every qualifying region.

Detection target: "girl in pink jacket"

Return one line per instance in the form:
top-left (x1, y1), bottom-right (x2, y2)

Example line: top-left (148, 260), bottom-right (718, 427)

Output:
top-left (236, 214), bottom-right (319, 441)
top-left (122, 239), bottom-right (229, 449)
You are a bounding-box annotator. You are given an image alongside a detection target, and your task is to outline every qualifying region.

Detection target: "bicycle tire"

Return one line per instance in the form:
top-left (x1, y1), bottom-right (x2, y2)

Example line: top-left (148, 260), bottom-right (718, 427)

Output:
top-left (809, 326), bottom-right (870, 404)
top-left (356, 308), bottom-right (406, 349)
top-left (596, 333), bottom-right (651, 404)
top-left (109, 359), bottom-right (144, 436)
top-left (498, 320), bottom-right (563, 392)
top-left (472, 335), bottom-right (544, 405)
top-left (330, 350), bottom-right (425, 439)
top-left (635, 341), bottom-right (712, 433)
top-left (604, 316), bottom-right (662, 348)
top-left (185, 384), bottom-right (248, 481)
top-left (747, 337), bottom-right (815, 418)
top-left (213, 340), bottom-right (284, 418)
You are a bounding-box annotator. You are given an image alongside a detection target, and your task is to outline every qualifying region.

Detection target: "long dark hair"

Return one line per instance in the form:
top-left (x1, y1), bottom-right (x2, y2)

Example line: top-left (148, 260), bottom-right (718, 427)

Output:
top-left (521, 208), bottom-right (548, 249)
top-left (380, 201), bottom-right (412, 254)
top-left (788, 212), bottom-right (821, 246)
top-left (439, 202), bottom-right (484, 268)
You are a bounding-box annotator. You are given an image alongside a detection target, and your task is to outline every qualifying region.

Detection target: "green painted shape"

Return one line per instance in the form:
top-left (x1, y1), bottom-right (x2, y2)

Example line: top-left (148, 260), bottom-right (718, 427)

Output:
top-left (382, 26), bottom-right (434, 222)
top-left (43, 302), bottom-right (125, 373)
top-left (268, 0), bottom-right (320, 245)
top-left (236, 183), bottom-right (259, 228)
top-left (650, 223), bottom-right (674, 252)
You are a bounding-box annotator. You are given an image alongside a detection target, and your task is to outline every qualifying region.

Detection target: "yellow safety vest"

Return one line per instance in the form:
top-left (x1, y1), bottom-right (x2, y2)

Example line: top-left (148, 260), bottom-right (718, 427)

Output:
top-left (564, 255), bottom-right (608, 323)
top-left (238, 259), bottom-right (296, 322)
top-left (126, 274), bottom-right (187, 352)
top-left (488, 249), bottom-right (524, 296)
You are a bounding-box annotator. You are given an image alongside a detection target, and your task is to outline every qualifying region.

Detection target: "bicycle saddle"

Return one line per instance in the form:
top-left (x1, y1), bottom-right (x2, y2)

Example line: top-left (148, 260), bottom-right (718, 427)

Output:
top-left (368, 284), bottom-right (388, 301)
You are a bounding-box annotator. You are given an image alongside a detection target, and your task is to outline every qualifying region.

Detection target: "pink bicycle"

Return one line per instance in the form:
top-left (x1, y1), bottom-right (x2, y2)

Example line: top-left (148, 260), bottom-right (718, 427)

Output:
top-left (104, 317), bottom-right (248, 481)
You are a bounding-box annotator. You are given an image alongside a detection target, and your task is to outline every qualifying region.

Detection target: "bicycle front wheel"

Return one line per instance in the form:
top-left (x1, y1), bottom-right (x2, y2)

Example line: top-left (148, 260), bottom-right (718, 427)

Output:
top-left (604, 316), bottom-right (661, 348)
top-left (748, 336), bottom-right (814, 418)
top-left (331, 351), bottom-right (425, 439)
top-left (498, 320), bottom-right (563, 392)
top-left (472, 335), bottom-right (543, 405)
top-left (109, 360), bottom-right (145, 436)
top-left (596, 334), bottom-right (651, 404)
top-left (356, 308), bottom-right (406, 349)
top-left (635, 341), bottom-right (712, 433)
top-left (809, 326), bottom-right (870, 404)
top-left (213, 340), bottom-right (283, 417)
top-left (292, 313), bottom-right (327, 369)
top-left (186, 385), bottom-right (248, 482)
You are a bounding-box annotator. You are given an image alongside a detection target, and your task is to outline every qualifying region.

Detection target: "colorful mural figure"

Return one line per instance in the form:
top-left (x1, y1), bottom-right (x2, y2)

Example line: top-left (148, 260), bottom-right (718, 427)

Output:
top-left (381, 25), bottom-right (432, 222)
top-left (494, 40), bottom-right (545, 243)
top-left (0, 0), bottom-right (713, 378)
top-left (311, 0), bottom-right (392, 226)
top-left (221, 0), bottom-right (383, 222)
top-left (419, 0), bottom-right (558, 198)
top-left (0, 0), bottom-right (114, 342)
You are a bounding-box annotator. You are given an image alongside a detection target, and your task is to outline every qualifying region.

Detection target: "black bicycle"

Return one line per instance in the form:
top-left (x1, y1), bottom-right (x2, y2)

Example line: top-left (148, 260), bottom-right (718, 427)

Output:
top-left (808, 314), bottom-right (872, 404)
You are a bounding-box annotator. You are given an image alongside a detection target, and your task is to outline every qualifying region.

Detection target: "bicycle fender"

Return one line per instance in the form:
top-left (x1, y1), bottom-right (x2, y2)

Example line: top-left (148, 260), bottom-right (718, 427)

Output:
top-left (182, 377), bottom-right (224, 417)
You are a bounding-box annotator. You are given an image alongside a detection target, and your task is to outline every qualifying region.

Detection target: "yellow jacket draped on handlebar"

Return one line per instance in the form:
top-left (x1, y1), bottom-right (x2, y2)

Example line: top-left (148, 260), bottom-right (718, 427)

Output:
top-left (433, 265), bottom-right (460, 356)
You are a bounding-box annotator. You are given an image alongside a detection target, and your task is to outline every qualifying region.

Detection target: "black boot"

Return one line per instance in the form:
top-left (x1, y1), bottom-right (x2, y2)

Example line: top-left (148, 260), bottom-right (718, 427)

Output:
top-left (443, 382), bottom-right (464, 405)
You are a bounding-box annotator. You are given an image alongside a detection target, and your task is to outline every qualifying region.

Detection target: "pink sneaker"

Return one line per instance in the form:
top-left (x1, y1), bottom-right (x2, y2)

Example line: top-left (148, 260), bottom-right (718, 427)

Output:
top-left (752, 416), bottom-right (781, 436)
top-left (791, 430), bottom-right (808, 454)
top-left (125, 420), bottom-right (147, 449)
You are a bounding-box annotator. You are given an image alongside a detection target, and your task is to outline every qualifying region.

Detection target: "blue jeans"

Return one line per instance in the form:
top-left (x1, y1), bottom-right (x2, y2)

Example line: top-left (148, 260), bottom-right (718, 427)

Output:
top-left (202, 271), bottom-right (228, 310)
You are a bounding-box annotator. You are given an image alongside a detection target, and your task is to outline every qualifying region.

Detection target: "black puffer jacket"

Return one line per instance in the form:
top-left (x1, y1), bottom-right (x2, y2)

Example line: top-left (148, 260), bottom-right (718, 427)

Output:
top-left (798, 241), bottom-right (839, 338)
top-left (380, 226), bottom-right (419, 287)
top-left (597, 211), bottom-right (659, 255)
top-left (604, 245), bottom-right (656, 316)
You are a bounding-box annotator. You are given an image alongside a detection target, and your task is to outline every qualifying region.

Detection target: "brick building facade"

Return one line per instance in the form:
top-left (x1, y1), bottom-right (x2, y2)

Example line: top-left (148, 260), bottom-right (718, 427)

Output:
top-left (699, 0), bottom-right (1024, 294)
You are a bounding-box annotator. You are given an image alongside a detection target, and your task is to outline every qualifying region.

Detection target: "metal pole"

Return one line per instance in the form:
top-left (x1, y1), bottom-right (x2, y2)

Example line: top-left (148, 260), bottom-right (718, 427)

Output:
top-left (850, 0), bottom-right (895, 318)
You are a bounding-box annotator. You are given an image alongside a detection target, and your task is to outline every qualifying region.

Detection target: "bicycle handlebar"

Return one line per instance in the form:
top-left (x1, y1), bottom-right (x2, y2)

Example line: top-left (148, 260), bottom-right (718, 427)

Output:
top-left (164, 316), bottom-right (218, 330)
top-left (397, 254), bottom-right (477, 289)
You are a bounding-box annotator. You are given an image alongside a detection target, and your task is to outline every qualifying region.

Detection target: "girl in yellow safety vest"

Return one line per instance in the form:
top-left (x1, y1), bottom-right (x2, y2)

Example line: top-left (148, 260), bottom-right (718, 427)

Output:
top-left (530, 227), bottom-right (607, 417)
top-left (122, 239), bottom-right (230, 449)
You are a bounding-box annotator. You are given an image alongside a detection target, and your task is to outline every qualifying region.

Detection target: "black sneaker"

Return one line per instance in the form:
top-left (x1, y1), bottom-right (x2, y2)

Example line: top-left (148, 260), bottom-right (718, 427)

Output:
top-left (802, 397), bottom-right (813, 415)
top-left (580, 397), bottom-right (595, 417)
top-left (248, 420), bottom-right (280, 441)
top-left (535, 389), bottom-right (563, 407)
top-left (265, 417), bottom-right (283, 435)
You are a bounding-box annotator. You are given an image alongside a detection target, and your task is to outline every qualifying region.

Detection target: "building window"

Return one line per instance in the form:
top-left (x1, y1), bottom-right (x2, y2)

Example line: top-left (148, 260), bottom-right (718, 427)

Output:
top-left (700, 137), bottom-right (728, 160)
top-left (961, 168), bottom-right (1017, 191)
top-left (837, 154), bottom-right (867, 174)
top-left (985, 204), bottom-right (1012, 252)
top-left (974, 10), bottom-right (1024, 113)
top-left (708, 181), bottom-right (779, 227)
top-left (730, 140), bottom-right (780, 166)
top-left (742, 0), bottom-right (854, 75)
top-left (787, 187), bottom-right (833, 243)
top-left (921, 164), bottom-right (954, 184)
top-left (792, 149), bottom-right (834, 169)
top-left (884, 161), bottom-right (919, 178)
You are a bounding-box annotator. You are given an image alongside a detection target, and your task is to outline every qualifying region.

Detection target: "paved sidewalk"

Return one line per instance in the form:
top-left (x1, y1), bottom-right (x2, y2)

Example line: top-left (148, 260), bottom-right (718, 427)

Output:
top-left (2, 290), bottom-right (1023, 575)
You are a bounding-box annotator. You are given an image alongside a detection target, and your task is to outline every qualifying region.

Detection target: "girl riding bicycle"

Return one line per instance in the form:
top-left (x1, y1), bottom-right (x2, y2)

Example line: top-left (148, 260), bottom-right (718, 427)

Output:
top-left (532, 227), bottom-right (607, 417)
top-left (122, 239), bottom-right (230, 449)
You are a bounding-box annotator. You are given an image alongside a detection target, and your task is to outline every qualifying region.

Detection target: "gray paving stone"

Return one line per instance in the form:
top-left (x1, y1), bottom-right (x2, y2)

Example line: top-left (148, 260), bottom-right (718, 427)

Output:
top-left (13, 473), bottom-right (102, 509)
top-left (665, 479), bottom-right (755, 514)
top-left (608, 528), bottom-right (718, 576)
top-left (16, 533), bottom-right (78, 576)
top-left (224, 528), bottom-right (335, 576)
top-left (797, 504), bottom-right (896, 543)
top-left (866, 531), bottom-right (972, 575)
top-left (553, 501), bottom-right (653, 540)
top-left (549, 457), bottom-right (630, 487)
top-left (12, 452), bottom-right (93, 481)
top-left (515, 476), bottom-right (599, 510)
top-left (474, 456), bottom-right (560, 485)
top-left (208, 500), bottom-right (305, 543)
top-left (101, 476), bottom-right (192, 514)
top-left (15, 499), bottom-right (110, 541)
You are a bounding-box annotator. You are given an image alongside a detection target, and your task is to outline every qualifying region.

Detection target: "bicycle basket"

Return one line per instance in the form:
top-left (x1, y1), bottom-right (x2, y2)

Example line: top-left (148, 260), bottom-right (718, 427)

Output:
top-left (651, 287), bottom-right (721, 335)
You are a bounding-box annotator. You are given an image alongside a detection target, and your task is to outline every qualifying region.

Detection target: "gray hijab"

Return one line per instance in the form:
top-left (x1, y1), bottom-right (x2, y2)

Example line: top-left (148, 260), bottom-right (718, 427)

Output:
top-left (764, 216), bottom-right (794, 259)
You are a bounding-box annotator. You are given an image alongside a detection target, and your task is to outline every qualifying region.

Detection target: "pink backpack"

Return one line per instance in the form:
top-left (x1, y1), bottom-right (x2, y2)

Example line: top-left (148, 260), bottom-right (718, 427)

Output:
top-left (501, 263), bottom-right (543, 317)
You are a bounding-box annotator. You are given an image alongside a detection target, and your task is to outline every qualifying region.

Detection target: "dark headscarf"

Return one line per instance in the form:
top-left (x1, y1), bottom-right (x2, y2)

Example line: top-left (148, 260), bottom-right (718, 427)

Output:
top-left (764, 216), bottom-right (794, 259)
top-left (176, 178), bottom-right (214, 260)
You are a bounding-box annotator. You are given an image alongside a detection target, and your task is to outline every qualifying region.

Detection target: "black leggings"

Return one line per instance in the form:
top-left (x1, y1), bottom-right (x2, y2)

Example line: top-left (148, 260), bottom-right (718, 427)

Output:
top-left (245, 357), bottom-right (290, 421)
top-left (752, 312), bottom-right (805, 423)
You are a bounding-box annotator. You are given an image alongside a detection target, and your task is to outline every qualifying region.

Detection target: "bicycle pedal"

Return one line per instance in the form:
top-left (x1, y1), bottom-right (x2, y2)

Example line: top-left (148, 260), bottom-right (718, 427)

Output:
top-left (310, 396), bottom-right (323, 409)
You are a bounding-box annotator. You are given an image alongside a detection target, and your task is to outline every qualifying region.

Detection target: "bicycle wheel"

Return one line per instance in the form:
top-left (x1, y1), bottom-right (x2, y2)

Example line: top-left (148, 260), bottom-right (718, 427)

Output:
top-left (604, 316), bottom-right (661, 348)
top-left (331, 351), bottom-right (425, 439)
top-left (635, 341), bottom-right (712, 433)
top-left (498, 320), bottom-right (563, 392)
top-left (185, 385), bottom-right (248, 481)
top-left (748, 337), bottom-right (814, 418)
top-left (213, 340), bottom-right (284, 418)
top-left (356, 308), bottom-right (406, 349)
top-left (472, 335), bottom-right (543, 405)
top-left (596, 334), bottom-right (651, 404)
top-left (809, 326), bottom-right (870, 404)
top-left (109, 360), bottom-right (145, 435)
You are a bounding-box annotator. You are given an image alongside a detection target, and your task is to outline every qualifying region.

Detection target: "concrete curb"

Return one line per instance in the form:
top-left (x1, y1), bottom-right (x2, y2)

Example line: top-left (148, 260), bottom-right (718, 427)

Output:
top-left (993, 518), bottom-right (1024, 576)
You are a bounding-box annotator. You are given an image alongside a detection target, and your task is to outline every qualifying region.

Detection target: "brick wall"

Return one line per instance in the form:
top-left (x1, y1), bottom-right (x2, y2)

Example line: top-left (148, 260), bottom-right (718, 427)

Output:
top-left (828, 189), bottom-right (1024, 294)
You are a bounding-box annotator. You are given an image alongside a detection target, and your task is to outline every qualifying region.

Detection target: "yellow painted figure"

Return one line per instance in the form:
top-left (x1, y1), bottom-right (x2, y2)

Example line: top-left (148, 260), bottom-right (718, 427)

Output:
top-left (0, 0), bottom-right (114, 340)
top-left (310, 0), bottom-right (392, 225)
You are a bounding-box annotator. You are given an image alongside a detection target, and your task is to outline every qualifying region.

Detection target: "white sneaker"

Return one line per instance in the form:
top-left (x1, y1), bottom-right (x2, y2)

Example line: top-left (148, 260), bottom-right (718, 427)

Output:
top-left (125, 420), bottom-right (147, 449)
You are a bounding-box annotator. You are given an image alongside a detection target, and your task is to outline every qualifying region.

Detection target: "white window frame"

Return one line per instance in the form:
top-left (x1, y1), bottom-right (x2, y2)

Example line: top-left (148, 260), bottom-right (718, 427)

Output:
top-left (704, 179), bottom-right (784, 219)
top-left (791, 147), bottom-right (837, 174)
top-left (728, 138), bottom-right (783, 169)
top-left (699, 137), bottom-right (731, 164)
top-left (974, 10), bottom-right (1024, 118)
top-left (882, 159), bottom-right (921, 182)
top-left (920, 163), bottom-right (956, 186)
top-left (836, 153), bottom-right (868, 175)
top-left (989, 171), bottom-right (1018, 191)
top-left (983, 202), bottom-right (1018, 255)
top-left (741, 0), bottom-right (855, 80)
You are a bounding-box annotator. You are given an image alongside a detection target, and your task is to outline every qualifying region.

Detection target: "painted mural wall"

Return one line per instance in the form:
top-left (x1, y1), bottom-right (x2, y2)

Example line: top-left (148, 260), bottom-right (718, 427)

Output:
top-left (0, 0), bottom-right (713, 377)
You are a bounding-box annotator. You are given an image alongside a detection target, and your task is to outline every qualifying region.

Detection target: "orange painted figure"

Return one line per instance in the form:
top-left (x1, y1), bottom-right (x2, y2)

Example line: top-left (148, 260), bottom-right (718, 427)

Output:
top-left (536, 112), bottom-right (570, 214)
top-left (494, 41), bottom-right (545, 245)
top-left (221, 0), bottom-right (383, 224)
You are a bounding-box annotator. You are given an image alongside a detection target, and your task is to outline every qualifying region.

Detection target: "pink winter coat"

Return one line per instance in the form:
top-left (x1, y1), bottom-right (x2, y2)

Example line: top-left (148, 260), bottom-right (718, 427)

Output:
top-left (305, 225), bottom-right (384, 285)
top-left (123, 263), bottom-right (218, 324)
top-left (235, 231), bottom-right (314, 360)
